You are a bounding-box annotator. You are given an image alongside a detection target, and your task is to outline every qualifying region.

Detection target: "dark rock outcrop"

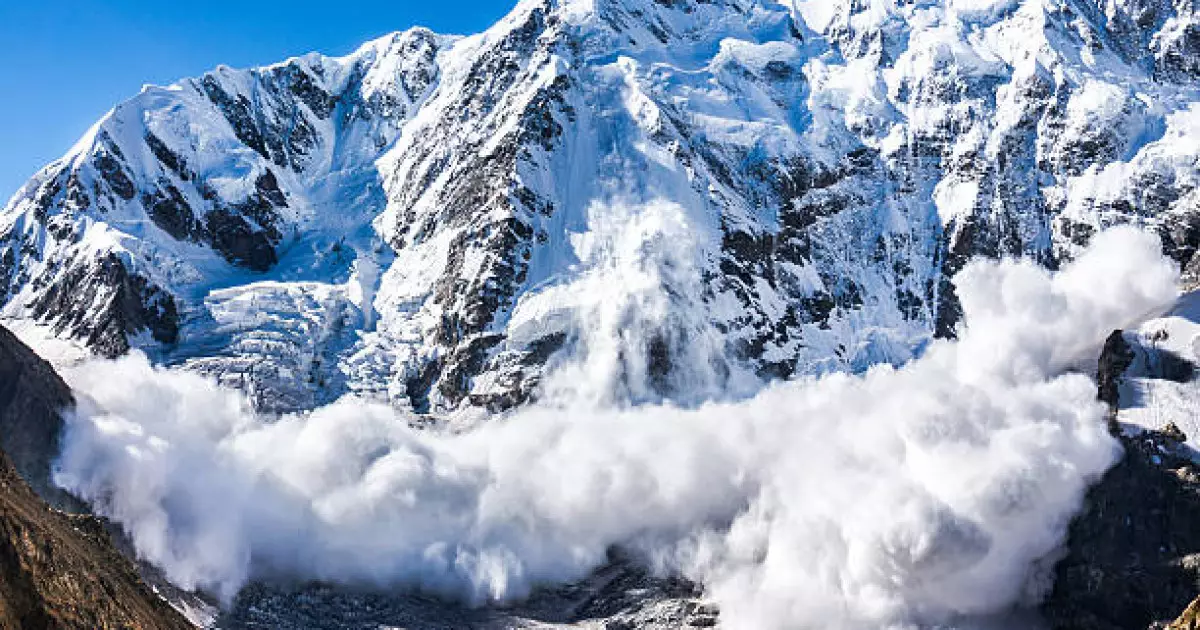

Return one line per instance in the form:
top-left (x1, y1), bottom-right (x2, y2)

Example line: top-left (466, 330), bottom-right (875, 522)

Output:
top-left (1042, 331), bottom-right (1200, 629)
top-left (1043, 423), bottom-right (1200, 629)
top-left (1096, 329), bottom-right (1135, 424)
top-left (28, 253), bottom-right (179, 358)
top-left (221, 550), bottom-right (712, 630)
top-left (0, 325), bottom-right (75, 508)
top-left (0, 325), bottom-right (193, 629)
top-left (1164, 595), bottom-right (1200, 629)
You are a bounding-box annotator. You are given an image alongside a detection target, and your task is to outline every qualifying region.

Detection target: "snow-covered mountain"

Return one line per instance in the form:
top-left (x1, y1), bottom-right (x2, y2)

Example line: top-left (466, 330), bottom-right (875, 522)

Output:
top-left (2, 0), bottom-right (1198, 414)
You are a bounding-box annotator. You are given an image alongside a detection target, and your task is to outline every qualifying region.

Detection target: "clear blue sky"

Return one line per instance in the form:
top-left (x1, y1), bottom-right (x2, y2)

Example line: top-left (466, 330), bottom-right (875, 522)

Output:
top-left (0, 0), bottom-right (514, 203)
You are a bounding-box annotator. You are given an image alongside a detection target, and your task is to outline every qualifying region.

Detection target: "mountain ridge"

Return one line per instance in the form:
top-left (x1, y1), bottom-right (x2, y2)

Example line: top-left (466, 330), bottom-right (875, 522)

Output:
top-left (1, 0), bottom-right (1198, 415)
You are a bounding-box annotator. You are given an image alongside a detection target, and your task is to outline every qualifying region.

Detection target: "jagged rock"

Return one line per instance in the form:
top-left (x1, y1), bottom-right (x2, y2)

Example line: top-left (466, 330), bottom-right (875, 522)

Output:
top-left (220, 550), bottom-right (712, 630)
top-left (1042, 330), bottom-right (1200, 629)
top-left (1163, 595), bottom-right (1200, 630)
top-left (1097, 329), bottom-right (1135, 415)
top-left (1043, 424), bottom-right (1200, 629)
top-left (1164, 422), bottom-right (1190, 445)
top-left (0, 325), bottom-right (76, 509)
top-left (0, 447), bottom-right (194, 630)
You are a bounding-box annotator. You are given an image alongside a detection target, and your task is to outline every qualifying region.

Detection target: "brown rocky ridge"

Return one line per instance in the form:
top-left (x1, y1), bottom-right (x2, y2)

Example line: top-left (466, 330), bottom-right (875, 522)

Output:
top-left (0, 324), bottom-right (192, 629)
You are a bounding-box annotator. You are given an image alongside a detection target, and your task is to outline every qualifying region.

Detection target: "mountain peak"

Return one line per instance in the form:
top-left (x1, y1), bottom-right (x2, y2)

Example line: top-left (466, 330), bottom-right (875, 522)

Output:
top-left (1, 0), bottom-right (1197, 412)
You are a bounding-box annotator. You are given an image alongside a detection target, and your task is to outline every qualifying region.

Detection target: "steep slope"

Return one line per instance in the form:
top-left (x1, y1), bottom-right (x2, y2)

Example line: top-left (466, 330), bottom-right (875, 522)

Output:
top-left (0, 325), bottom-right (75, 508)
top-left (2, 0), bottom-right (1199, 415)
top-left (0, 326), bottom-right (193, 629)
top-left (1042, 315), bottom-right (1200, 629)
top-left (0, 450), bottom-right (195, 630)
top-left (0, 29), bottom-right (448, 410)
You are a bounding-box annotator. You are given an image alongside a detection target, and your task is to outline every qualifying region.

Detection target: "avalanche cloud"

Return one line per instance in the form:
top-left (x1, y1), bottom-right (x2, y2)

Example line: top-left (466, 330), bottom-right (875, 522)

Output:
top-left (54, 225), bottom-right (1177, 629)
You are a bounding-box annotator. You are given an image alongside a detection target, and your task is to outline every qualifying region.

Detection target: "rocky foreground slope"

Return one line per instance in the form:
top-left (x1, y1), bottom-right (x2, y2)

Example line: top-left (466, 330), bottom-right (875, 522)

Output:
top-left (2, 0), bottom-right (1198, 415)
top-left (0, 326), bottom-right (191, 629)
top-left (0, 325), bottom-right (75, 508)
top-left (0, 450), bottom-right (193, 630)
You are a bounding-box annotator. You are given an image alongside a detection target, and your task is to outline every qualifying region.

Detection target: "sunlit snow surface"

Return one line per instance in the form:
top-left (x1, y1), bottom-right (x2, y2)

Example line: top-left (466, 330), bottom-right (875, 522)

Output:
top-left (1120, 290), bottom-right (1200, 454)
top-left (4, 0), bottom-right (1198, 417)
top-left (2, 0), bottom-right (1200, 626)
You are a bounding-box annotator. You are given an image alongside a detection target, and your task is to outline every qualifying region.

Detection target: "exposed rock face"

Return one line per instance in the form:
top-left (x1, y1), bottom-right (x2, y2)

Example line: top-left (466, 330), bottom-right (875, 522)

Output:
top-left (0, 325), bottom-right (75, 508)
top-left (2, 0), bottom-right (1198, 414)
top-left (1043, 331), bottom-right (1200, 629)
top-left (1044, 423), bottom-right (1200, 629)
top-left (0, 326), bottom-right (192, 629)
top-left (223, 559), bottom-right (705, 630)
top-left (1164, 596), bottom-right (1200, 630)
top-left (0, 449), bottom-right (194, 630)
top-left (221, 553), bottom-right (714, 629)
top-left (1096, 329), bottom-right (1135, 419)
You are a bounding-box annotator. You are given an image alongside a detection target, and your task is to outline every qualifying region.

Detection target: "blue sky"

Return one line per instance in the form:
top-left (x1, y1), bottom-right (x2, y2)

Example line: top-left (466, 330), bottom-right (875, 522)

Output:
top-left (0, 1), bottom-right (514, 202)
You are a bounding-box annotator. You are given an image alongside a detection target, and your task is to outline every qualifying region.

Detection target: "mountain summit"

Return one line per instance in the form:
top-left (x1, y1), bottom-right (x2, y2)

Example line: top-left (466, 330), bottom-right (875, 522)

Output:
top-left (2, 0), bottom-right (1198, 413)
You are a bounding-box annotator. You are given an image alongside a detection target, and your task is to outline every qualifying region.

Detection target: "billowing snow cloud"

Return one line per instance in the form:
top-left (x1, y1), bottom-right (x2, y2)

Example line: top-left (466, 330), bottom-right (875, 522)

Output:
top-left (53, 221), bottom-right (1177, 629)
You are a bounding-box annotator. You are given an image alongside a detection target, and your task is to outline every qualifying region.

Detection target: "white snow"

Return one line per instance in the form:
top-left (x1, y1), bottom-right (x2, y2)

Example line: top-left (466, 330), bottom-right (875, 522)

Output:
top-left (1119, 291), bottom-right (1200, 454)
top-left (53, 227), bottom-right (1175, 629)
top-left (1, 0), bottom-right (1199, 625)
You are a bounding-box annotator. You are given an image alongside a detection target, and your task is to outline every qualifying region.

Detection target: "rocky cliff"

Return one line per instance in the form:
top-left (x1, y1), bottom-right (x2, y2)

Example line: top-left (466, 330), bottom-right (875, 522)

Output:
top-left (0, 326), bottom-right (192, 629)
top-left (1043, 329), bottom-right (1200, 629)
top-left (0, 325), bottom-right (74, 508)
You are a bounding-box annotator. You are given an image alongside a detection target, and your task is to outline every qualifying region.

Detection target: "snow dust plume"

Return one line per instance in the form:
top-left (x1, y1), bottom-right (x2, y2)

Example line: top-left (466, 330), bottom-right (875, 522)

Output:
top-left (512, 199), bottom-right (758, 407)
top-left (53, 225), bottom-right (1177, 629)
